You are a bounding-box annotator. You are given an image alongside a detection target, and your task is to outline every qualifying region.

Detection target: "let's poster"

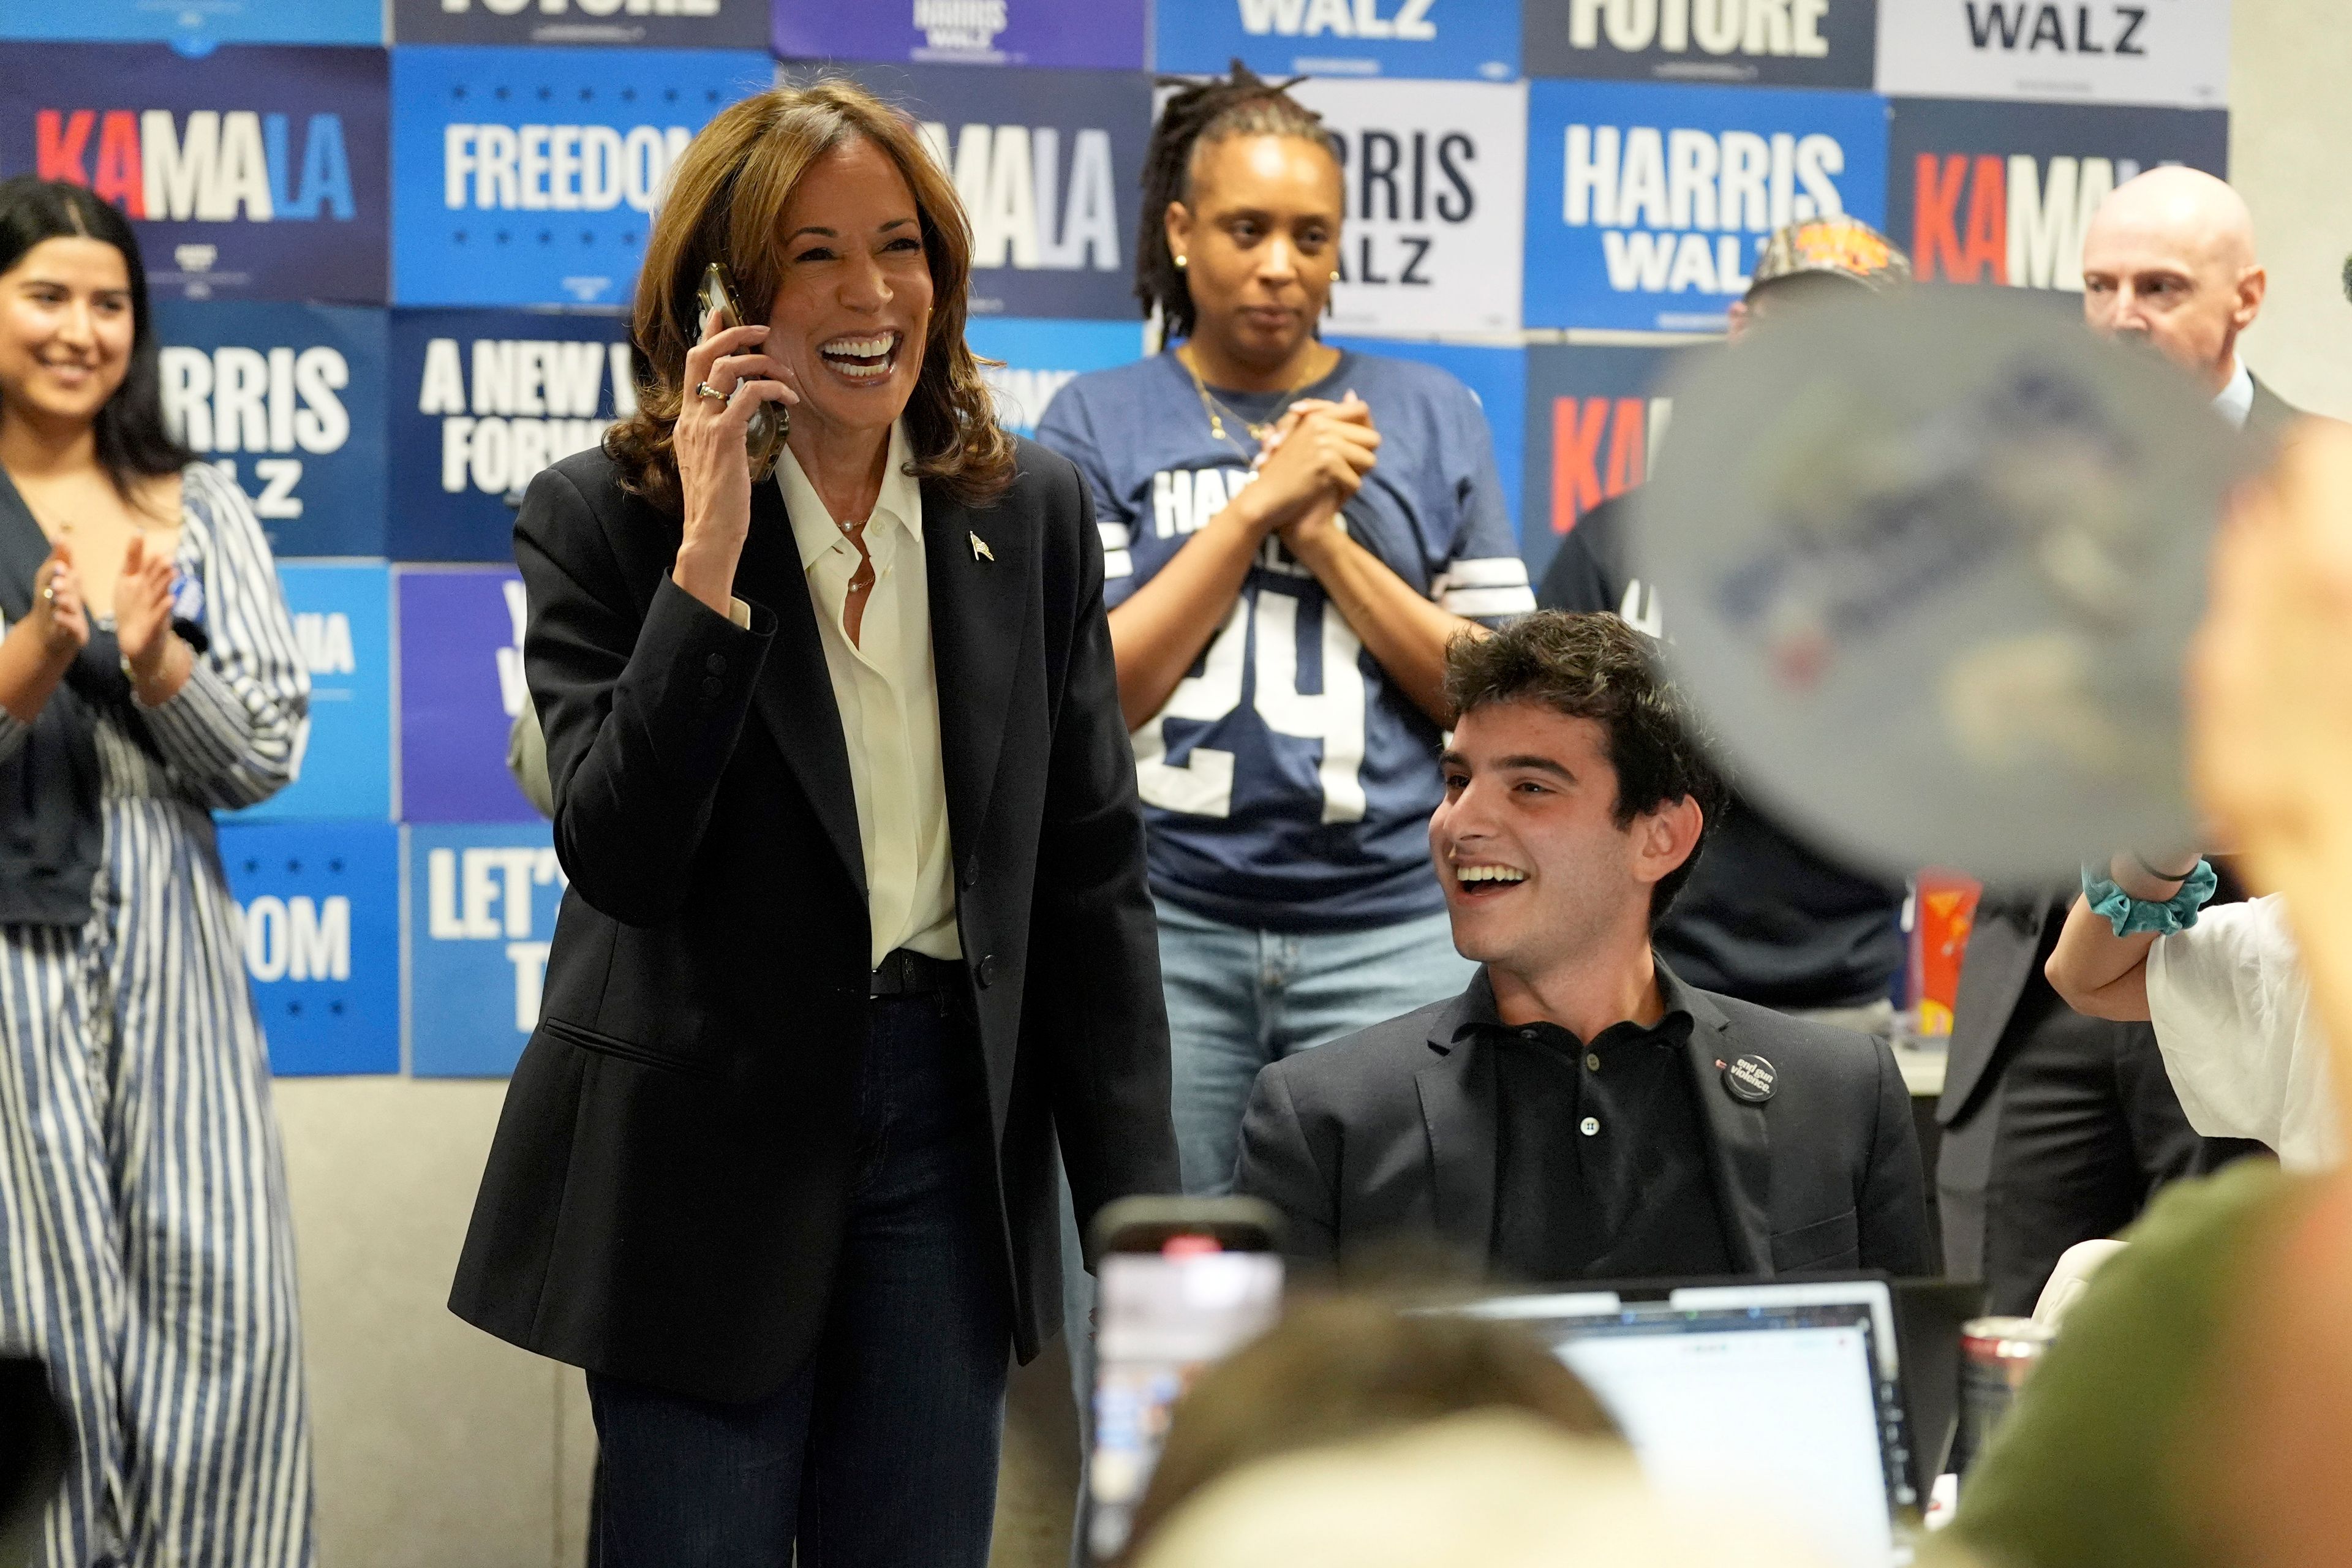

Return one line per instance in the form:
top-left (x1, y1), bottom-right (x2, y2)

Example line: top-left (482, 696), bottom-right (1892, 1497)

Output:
top-left (0, 43), bottom-right (389, 303)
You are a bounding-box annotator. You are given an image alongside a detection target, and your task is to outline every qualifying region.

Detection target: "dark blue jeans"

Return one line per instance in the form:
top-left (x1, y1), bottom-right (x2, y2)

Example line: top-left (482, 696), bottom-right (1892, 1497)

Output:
top-left (588, 992), bottom-right (1011, 1567)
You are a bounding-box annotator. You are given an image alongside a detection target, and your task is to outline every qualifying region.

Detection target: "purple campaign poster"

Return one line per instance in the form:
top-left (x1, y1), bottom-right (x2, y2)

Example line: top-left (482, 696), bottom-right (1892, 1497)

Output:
top-left (398, 568), bottom-right (540, 823)
top-left (773, 0), bottom-right (1146, 70)
top-left (0, 43), bottom-right (388, 304)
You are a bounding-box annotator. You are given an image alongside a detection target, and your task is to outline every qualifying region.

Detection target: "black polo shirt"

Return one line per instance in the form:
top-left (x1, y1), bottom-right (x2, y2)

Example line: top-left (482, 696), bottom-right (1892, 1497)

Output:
top-left (1469, 967), bottom-right (1736, 1283)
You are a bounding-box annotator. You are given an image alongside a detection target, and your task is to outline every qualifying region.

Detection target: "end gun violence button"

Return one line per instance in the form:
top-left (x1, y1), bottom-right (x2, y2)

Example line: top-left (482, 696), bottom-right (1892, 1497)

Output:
top-left (1722, 1054), bottom-right (1778, 1106)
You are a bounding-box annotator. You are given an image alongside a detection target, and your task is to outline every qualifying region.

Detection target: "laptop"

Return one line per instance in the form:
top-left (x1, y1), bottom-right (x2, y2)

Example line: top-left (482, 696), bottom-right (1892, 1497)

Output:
top-left (1452, 1279), bottom-right (1915, 1568)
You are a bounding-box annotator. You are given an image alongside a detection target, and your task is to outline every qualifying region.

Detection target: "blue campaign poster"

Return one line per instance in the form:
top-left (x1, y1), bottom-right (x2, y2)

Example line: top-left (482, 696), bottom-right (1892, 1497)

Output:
top-left (1523, 79), bottom-right (1890, 333)
top-left (236, 564), bottom-right (394, 823)
top-left (0, 43), bottom-right (390, 303)
top-left (152, 300), bottom-right (389, 559)
top-left (842, 63), bottom-right (1151, 321)
top-left (0, 0), bottom-right (382, 47)
top-left (1520, 339), bottom-right (1690, 584)
top-left (386, 307), bottom-right (636, 561)
top-left (218, 820), bottom-right (401, 1076)
top-left (1156, 0), bottom-right (1521, 83)
top-left (1330, 336), bottom-right (1528, 545)
top-left (397, 568), bottom-right (541, 824)
top-left (964, 317), bottom-right (1147, 438)
top-left (408, 821), bottom-right (567, 1077)
top-left (390, 46), bottom-right (772, 307)
top-left (775, 0), bottom-right (1147, 69)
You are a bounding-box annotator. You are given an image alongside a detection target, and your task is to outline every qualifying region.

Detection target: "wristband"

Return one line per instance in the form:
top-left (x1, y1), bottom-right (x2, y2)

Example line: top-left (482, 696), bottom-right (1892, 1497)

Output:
top-left (2082, 858), bottom-right (2218, 938)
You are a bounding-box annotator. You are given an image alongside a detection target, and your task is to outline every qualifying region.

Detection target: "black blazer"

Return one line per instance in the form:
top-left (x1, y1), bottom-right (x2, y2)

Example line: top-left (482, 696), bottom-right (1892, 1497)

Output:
top-left (449, 440), bottom-right (1180, 1403)
top-left (1234, 967), bottom-right (1930, 1278)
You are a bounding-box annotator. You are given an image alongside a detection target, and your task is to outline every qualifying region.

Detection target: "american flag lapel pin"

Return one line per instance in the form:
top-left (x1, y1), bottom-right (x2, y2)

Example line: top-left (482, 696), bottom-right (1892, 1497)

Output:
top-left (970, 531), bottom-right (994, 562)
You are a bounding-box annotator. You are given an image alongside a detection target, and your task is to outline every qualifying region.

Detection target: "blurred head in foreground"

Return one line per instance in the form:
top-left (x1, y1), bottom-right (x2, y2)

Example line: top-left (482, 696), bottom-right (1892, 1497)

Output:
top-left (1132, 1410), bottom-right (1834, 1568)
top-left (1122, 1295), bottom-right (1618, 1561)
top-left (1728, 214), bottom-right (1910, 341)
top-left (2081, 166), bottom-right (2264, 399)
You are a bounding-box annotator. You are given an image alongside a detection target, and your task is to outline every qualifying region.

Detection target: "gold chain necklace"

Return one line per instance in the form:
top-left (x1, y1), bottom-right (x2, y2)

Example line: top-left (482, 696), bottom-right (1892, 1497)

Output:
top-left (1180, 346), bottom-right (1330, 459)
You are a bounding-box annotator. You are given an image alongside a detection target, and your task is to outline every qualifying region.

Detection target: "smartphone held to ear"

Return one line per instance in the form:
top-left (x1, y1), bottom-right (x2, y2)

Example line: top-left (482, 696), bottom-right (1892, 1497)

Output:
top-left (698, 262), bottom-right (790, 482)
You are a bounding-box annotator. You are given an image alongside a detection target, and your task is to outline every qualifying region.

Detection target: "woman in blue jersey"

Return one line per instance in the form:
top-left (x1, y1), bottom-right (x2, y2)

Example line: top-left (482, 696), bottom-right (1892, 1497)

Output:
top-left (1036, 69), bottom-right (1534, 1196)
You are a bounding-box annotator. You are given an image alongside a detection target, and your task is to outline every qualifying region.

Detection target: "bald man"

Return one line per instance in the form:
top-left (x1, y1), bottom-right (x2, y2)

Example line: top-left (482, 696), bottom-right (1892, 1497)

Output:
top-left (1938, 166), bottom-right (2275, 1316)
top-left (2081, 166), bottom-right (2297, 435)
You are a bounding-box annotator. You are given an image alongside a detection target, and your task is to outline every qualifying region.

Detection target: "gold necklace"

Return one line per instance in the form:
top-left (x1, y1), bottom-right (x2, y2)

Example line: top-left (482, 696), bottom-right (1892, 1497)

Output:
top-left (1179, 346), bottom-right (1330, 458)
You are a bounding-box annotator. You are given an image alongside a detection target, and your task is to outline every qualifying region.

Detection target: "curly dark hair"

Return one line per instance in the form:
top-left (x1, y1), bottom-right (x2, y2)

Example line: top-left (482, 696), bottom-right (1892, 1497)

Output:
top-left (606, 78), bottom-right (1014, 514)
top-left (1136, 62), bottom-right (1338, 341)
top-left (0, 176), bottom-right (194, 496)
top-left (1444, 612), bottom-right (1728, 925)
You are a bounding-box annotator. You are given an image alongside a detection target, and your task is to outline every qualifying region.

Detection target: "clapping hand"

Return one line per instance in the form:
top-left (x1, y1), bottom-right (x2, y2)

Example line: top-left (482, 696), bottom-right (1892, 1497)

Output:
top-left (28, 545), bottom-right (88, 658)
top-left (114, 533), bottom-right (178, 683)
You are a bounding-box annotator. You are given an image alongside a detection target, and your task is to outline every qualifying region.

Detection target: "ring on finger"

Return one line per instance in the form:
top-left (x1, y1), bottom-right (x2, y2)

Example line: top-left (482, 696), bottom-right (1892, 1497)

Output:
top-left (695, 380), bottom-right (729, 402)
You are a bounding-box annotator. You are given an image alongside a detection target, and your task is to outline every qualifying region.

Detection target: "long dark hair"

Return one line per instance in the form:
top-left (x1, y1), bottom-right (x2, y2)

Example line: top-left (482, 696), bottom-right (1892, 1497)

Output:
top-left (0, 176), bottom-right (194, 495)
top-left (1136, 64), bottom-right (1338, 341)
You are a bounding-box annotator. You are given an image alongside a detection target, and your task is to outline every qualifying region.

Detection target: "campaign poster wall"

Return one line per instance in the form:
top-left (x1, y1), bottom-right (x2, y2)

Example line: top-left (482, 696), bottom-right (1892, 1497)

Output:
top-left (1521, 339), bottom-right (1686, 582)
top-left (1523, 78), bottom-right (1889, 331)
top-left (388, 308), bottom-right (636, 560)
top-left (398, 568), bottom-right (541, 823)
top-left (0, 0), bottom-right (382, 45)
top-left (775, 0), bottom-right (1147, 69)
top-left (965, 317), bottom-right (1148, 437)
top-left (218, 820), bottom-right (401, 1075)
top-left (1875, 0), bottom-right (2230, 109)
top-left (0, 44), bottom-right (389, 303)
top-left (408, 821), bottom-right (566, 1076)
top-left (1521, 0), bottom-right (1876, 86)
top-left (391, 45), bottom-right (770, 307)
top-left (1887, 97), bottom-right (2228, 290)
top-left (1157, 0), bottom-right (1521, 82)
top-left (1331, 336), bottom-right (1529, 540)
top-left (1291, 78), bottom-right (1526, 337)
top-left (153, 301), bottom-right (389, 558)
top-left (238, 564), bottom-right (394, 822)
top-left (842, 63), bottom-right (1150, 322)
top-left (393, 0), bottom-right (769, 48)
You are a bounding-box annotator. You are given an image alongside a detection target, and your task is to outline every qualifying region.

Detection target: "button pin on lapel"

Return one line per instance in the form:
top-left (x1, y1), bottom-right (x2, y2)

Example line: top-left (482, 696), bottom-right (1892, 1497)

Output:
top-left (969, 530), bottom-right (993, 562)
top-left (1721, 1054), bottom-right (1778, 1106)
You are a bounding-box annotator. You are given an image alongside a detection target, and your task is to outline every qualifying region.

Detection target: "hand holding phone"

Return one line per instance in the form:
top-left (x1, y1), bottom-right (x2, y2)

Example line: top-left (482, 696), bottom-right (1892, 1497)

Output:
top-left (696, 262), bottom-right (791, 481)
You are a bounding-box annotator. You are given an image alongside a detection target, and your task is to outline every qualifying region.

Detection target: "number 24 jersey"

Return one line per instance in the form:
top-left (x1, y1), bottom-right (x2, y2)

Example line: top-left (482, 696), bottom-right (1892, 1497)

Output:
top-left (1036, 349), bottom-right (1532, 933)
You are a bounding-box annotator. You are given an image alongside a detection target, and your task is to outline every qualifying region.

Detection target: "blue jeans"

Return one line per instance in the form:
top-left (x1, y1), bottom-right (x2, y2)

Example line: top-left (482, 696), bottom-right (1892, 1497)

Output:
top-left (589, 992), bottom-right (1009, 1568)
top-left (1157, 896), bottom-right (1478, 1195)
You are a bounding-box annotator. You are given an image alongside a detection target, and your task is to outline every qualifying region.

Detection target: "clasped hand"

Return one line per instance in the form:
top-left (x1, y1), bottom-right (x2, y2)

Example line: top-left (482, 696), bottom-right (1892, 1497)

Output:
top-left (1247, 394), bottom-right (1381, 560)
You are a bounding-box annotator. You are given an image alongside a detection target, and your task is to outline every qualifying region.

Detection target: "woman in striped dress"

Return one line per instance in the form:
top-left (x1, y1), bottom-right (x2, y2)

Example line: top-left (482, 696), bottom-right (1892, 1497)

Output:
top-left (0, 179), bottom-right (315, 1566)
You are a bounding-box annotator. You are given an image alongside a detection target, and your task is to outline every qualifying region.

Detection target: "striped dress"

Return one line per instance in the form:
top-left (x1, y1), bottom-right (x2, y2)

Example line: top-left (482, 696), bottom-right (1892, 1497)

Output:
top-left (0, 464), bottom-right (315, 1567)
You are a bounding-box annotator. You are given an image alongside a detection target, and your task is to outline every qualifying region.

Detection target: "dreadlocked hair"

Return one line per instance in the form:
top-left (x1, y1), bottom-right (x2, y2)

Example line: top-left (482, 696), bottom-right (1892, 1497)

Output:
top-left (1136, 62), bottom-right (1337, 341)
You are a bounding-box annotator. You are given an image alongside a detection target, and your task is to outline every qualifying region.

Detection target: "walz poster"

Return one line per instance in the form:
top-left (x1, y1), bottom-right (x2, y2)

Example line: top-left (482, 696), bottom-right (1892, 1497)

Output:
top-left (1523, 78), bottom-right (1889, 333)
top-left (1875, 0), bottom-right (2230, 109)
top-left (388, 308), bottom-right (638, 560)
top-left (775, 0), bottom-right (1148, 69)
top-left (0, 43), bottom-right (389, 303)
top-left (153, 300), bottom-right (389, 558)
top-left (1290, 77), bottom-right (1527, 338)
top-left (391, 45), bottom-right (771, 307)
top-left (1522, 0), bottom-right (1877, 88)
top-left (1156, 0), bottom-right (1521, 83)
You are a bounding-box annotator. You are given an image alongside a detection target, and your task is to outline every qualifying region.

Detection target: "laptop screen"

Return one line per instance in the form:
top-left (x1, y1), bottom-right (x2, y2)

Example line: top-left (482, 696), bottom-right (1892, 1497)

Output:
top-left (1455, 1282), bottom-right (1909, 1568)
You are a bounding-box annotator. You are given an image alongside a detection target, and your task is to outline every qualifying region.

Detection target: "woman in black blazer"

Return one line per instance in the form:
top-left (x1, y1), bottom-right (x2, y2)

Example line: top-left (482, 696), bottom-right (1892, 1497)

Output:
top-left (448, 80), bottom-right (1178, 1567)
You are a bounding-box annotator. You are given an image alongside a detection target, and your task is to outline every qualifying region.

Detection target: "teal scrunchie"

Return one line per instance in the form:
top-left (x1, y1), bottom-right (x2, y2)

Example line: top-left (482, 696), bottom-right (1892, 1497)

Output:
top-left (2082, 859), bottom-right (2218, 937)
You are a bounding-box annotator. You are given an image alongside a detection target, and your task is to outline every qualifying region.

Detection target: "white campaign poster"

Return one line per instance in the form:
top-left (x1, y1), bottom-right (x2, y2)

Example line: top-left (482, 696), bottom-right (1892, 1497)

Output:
top-left (1874, 0), bottom-right (2231, 108)
top-left (1290, 77), bottom-right (1527, 338)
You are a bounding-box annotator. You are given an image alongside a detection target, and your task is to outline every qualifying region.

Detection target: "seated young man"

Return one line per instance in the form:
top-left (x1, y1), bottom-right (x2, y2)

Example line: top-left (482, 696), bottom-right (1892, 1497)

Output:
top-left (1234, 612), bottom-right (1930, 1280)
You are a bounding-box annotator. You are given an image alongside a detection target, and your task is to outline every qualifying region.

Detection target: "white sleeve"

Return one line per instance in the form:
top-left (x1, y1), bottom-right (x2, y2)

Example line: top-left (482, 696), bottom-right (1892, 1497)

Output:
top-left (2146, 896), bottom-right (2313, 1153)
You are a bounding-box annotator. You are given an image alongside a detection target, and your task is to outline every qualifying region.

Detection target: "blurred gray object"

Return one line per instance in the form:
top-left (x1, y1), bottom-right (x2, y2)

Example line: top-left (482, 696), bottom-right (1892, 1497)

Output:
top-left (0, 1357), bottom-right (67, 1568)
top-left (1633, 288), bottom-right (2260, 881)
top-left (508, 702), bottom-right (555, 821)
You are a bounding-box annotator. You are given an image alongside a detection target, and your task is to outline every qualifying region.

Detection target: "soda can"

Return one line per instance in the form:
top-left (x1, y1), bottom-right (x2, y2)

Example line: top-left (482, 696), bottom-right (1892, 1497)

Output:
top-left (1954, 1315), bottom-right (2057, 1480)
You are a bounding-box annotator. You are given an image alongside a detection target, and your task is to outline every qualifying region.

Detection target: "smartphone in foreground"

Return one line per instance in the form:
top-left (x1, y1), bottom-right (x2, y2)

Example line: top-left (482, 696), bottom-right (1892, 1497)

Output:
top-left (1083, 1197), bottom-right (1284, 1564)
top-left (695, 261), bottom-right (790, 480)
